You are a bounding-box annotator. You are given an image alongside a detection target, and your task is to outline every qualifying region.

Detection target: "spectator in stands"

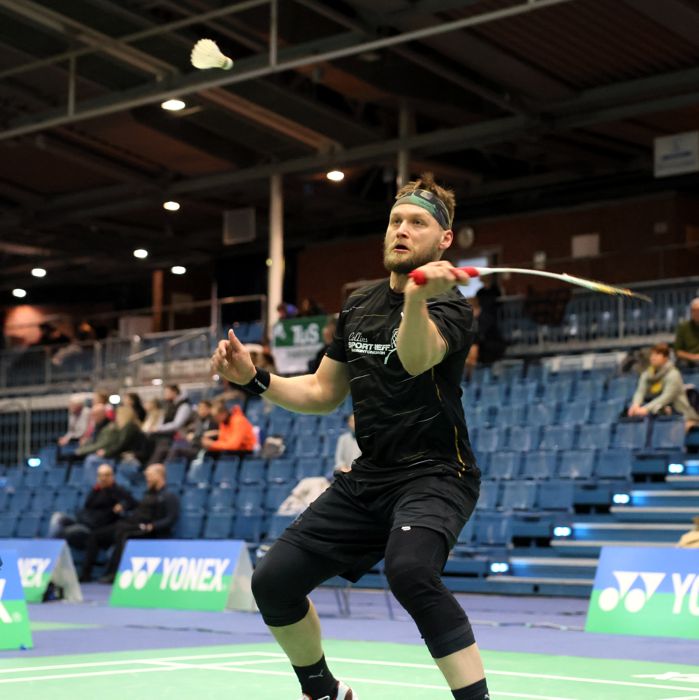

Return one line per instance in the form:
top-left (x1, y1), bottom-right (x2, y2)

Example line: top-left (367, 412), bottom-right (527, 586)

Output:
top-left (75, 403), bottom-right (110, 455)
top-left (334, 414), bottom-right (360, 475)
top-left (83, 463), bottom-right (179, 584)
top-left (166, 399), bottom-right (218, 461)
top-left (277, 301), bottom-right (298, 319)
top-left (277, 477), bottom-right (331, 516)
top-left (675, 297), bottom-right (699, 369)
top-left (628, 342), bottom-right (699, 430)
top-left (80, 393), bottom-right (113, 445)
top-left (57, 395), bottom-right (90, 448)
top-left (141, 398), bottom-right (164, 433)
top-left (33, 321), bottom-right (70, 349)
top-left (201, 400), bottom-right (256, 452)
top-left (124, 392), bottom-right (146, 423)
top-left (47, 464), bottom-right (135, 580)
top-left (298, 297), bottom-right (325, 317)
top-left (147, 384), bottom-right (192, 463)
top-left (308, 316), bottom-right (337, 374)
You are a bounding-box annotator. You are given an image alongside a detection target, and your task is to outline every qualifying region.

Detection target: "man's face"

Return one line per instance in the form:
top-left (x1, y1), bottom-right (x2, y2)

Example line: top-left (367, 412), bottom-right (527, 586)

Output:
top-left (691, 303), bottom-right (699, 324)
top-left (214, 407), bottom-right (228, 423)
top-left (164, 387), bottom-right (176, 402)
top-left (383, 204), bottom-right (449, 274)
top-left (197, 402), bottom-right (211, 418)
top-left (144, 465), bottom-right (163, 489)
top-left (96, 466), bottom-right (114, 488)
top-left (650, 351), bottom-right (667, 369)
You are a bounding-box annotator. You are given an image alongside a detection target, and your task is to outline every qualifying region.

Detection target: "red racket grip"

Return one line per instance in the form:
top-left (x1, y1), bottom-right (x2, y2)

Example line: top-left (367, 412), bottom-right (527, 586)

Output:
top-left (408, 266), bottom-right (480, 286)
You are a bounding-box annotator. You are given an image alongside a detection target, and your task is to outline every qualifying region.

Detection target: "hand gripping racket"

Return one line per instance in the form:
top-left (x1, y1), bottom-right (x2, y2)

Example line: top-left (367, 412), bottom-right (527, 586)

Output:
top-left (408, 266), bottom-right (651, 302)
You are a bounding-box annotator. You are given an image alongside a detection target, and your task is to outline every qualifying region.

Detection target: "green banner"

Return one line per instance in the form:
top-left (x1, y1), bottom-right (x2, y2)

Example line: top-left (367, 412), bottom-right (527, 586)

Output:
top-left (0, 550), bottom-right (33, 650)
top-left (272, 314), bottom-right (326, 374)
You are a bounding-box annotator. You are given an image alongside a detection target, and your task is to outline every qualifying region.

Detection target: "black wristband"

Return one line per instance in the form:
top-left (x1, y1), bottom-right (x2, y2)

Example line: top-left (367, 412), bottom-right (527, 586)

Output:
top-left (240, 366), bottom-right (270, 395)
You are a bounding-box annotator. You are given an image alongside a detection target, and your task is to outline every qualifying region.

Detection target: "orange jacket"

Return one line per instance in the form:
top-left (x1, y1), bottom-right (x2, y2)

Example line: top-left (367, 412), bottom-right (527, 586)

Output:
top-left (208, 406), bottom-right (256, 452)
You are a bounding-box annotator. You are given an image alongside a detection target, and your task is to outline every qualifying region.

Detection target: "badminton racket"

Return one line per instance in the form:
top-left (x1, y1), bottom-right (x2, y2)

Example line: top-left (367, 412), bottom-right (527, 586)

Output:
top-left (408, 266), bottom-right (652, 302)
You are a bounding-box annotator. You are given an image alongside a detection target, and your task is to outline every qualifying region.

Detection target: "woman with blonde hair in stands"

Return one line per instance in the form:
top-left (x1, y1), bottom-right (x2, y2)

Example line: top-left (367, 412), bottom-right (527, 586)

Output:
top-left (141, 398), bottom-right (164, 433)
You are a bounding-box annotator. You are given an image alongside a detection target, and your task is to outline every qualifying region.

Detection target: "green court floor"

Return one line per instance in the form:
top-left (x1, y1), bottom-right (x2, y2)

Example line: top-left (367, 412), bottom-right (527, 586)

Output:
top-left (1, 640), bottom-right (698, 700)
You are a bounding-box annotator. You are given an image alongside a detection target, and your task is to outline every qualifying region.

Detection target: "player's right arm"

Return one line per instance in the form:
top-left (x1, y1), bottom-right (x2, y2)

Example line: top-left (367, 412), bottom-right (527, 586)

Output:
top-left (211, 329), bottom-right (349, 415)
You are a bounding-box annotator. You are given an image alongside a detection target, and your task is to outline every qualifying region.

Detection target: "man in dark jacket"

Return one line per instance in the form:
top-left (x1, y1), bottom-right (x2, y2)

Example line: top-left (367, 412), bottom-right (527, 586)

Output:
top-left (48, 464), bottom-right (135, 551)
top-left (82, 463), bottom-right (180, 584)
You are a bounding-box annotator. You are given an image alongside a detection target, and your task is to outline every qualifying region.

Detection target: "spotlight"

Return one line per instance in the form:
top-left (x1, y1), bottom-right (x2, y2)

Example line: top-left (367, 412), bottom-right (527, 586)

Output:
top-left (12, 288), bottom-right (27, 298)
top-left (152, 378), bottom-right (163, 386)
top-left (326, 170), bottom-right (345, 182)
top-left (489, 562), bottom-right (509, 574)
top-left (612, 493), bottom-right (630, 505)
top-left (553, 526), bottom-right (572, 537)
top-left (27, 457), bottom-right (41, 468)
top-left (163, 201), bottom-right (180, 211)
top-left (668, 463), bottom-right (685, 474)
top-left (109, 394), bottom-right (121, 405)
top-left (171, 265), bottom-right (186, 275)
top-left (161, 99), bottom-right (186, 111)
top-left (31, 268), bottom-right (47, 278)
top-left (133, 249), bottom-right (148, 259)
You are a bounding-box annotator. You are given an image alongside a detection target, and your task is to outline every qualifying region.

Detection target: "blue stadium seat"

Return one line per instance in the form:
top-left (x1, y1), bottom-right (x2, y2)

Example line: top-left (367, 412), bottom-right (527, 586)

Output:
top-left (266, 458), bottom-right (296, 484)
top-left (507, 426), bottom-right (540, 452)
top-left (320, 434), bottom-right (340, 459)
top-left (558, 401), bottom-right (592, 425)
top-left (177, 513), bottom-right (204, 539)
top-left (650, 418), bottom-right (686, 449)
top-left (465, 404), bottom-right (491, 429)
top-left (295, 458), bottom-right (325, 480)
top-left (235, 486), bottom-right (265, 511)
top-left (8, 488), bottom-right (32, 512)
top-left (613, 420), bottom-right (648, 450)
top-left (53, 488), bottom-right (79, 513)
top-left (0, 491), bottom-right (8, 510)
top-left (508, 382), bottom-right (539, 405)
top-left (244, 399), bottom-right (267, 425)
top-left (490, 452), bottom-right (520, 480)
top-left (475, 452), bottom-right (490, 477)
top-left (476, 481), bottom-right (499, 510)
top-left (538, 480), bottom-right (575, 510)
top-left (181, 486), bottom-right (209, 512)
top-left (208, 487), bottom-right (235, 512)
top-left (496, 405), bottom-right (526, 426)
top-left (320, 413), bottom-right (346, 431)
top-left (473, 427), bottom-right (503, 453)
top-left (266, 514), bottom-right (295, 541)
top-left (456, 518), bottom-right (475, 545)
top-left (294, 415), bottom-right (319, 435)
top-left (164, 459), bottom-right (187, 485)
top-left (596, 449), bottom-right (633, 479)
top-left (559, 450), bottom-right (595, 479)
top-left (526, 403), bottom-right (557, 427)
top-left (186, 459), bottom-right (213, 486)
top-left (540, 425), bottom-right (575, 451)
top-left (268, 414), bottom-right (294, 436)
top-left (574, 379), bottom-right (606, 403)
top-left (478, 384), bottom-right (502, 407)
top-left (29, 490), bottom-right (55, 512)
top-left (233, 512), bottom-right (264, 542)
top-left (23, 468), bottom-right (46, 488)
top-left (0, 515), bottom-right (15, 537)
top-left (203, 512), bottom-right (233, 539)
top-left (542, 379), bottom-right (574, 403)
top-left (607, 376), bottom-right (637, 401)
top-left (295, 436), bottom-right (320, 459)
top-left (45, 466), bottom-right (68, 488)
top-left (475, 512), bottom-right (512, 546)
top-left (590, 399), bottom-right (625, 424)
top-left (265, 484), bottom-right (292, 512)
top-left (578, 423), bottom-right (612, 450)
top-left (501, 481), bottom-right (538, 510)
top-left (213, 457), bottom-right (240, 486)
top-left (521, 451), bottom-right (557, 479)
top-left (16, 513), bottom-right (42, 538)
top-left (239, 458), bottom-right (267, 485)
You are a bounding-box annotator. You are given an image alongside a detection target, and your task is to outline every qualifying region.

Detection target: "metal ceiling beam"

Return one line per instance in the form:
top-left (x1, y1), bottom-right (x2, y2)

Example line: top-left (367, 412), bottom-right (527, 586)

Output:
top-left (0, 0), bottom-right (576, 143)
top-left (622, 0), bottom-right (699, 48)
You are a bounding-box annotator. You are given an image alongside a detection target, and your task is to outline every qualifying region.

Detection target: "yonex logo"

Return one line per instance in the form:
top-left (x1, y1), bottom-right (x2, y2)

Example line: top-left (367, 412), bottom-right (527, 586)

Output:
top-left (598, 571), bottom-right (665, 613)
top-left (18, 558), bottom-right (51, 588)
top-left (118, 557), bottom-right (161, 590)
top-left (0, 579), bottom-right (20, 625)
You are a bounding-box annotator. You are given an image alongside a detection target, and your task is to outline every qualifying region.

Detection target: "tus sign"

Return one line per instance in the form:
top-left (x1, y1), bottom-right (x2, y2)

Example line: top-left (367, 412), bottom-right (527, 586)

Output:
top-left (586, 546), bottom-right (699, 639)
top-left (110, 541), bottom-right (254, 612)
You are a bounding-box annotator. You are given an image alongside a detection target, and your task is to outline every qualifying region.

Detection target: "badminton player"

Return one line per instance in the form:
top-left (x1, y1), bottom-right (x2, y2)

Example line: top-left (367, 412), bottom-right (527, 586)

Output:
top-left (211, 173), bottom-right (488, 700)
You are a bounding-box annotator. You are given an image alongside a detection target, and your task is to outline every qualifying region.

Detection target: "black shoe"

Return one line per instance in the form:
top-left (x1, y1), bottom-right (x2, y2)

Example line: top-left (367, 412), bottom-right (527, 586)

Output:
top-left (97, 574), bottom-right (115, 584)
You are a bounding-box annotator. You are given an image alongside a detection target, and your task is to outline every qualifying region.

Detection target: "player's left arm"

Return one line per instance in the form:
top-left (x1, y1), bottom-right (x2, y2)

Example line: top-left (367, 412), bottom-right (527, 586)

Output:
top-left (397, 261), bottom-right (471, 376)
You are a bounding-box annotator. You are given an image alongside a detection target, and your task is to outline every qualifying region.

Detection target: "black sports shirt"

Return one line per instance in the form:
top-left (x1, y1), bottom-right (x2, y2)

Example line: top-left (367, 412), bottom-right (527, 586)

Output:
top-left (326, 279), bottom-right (479, 483)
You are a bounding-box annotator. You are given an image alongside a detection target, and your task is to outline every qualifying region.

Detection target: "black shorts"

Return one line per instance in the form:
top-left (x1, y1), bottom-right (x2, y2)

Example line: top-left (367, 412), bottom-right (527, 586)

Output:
top-left (278, 469), bottom-right (479, 582)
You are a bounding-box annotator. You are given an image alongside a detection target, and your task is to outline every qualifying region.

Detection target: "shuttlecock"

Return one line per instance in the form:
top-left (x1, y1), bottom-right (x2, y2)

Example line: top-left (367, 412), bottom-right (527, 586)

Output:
top-left (191, 39), bottom-right (234, 70)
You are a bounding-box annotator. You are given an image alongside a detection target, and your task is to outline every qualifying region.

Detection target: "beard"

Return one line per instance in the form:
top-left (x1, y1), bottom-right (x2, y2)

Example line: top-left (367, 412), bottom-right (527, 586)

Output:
top-left (383, 240), bottom-right (441, 274)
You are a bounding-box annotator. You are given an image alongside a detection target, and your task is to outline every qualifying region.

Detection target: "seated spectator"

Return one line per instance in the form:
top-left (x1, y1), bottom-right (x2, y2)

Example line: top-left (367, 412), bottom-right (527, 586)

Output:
top-left (75, 403), bottom-right (111, 456)
top-left (201, 400), bottom-right (256, 453)
top-left (147, 384), bottom-right (192, 463)
top-left (141, 398), bottom-right (164, 433)
top-left (298, 297), bottom-right (325, 317)
top-left (675, 297), bottom-right (699, 369)
top-left (334, 414), bottom-right (360, 475)
top-left (57, 395), bottom-right (90, 448)
top-left (277, 476), bottom-right (331, 516)
top-left (47, 464), bottom-right (135, 571)
top-left (277, 301), bottom-right (298, 319)
top-left (628, 342), bottom-right (699, 430)
top-left (166, 400), bottom-right (218, 461)
top-left (83, 463), bottom-right (179, 584)
top-left (124, 392), bottom-right (146, 424)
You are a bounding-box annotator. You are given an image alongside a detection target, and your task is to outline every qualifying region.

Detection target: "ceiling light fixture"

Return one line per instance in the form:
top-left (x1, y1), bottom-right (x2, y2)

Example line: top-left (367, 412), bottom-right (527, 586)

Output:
top-left (12, 288), bottom-right (27, 298)
top-left (161, 98), bottom-right (186, 111)
top-left (31, 267), bottom-right (47, 278)
top-left (133, 249), bottom-right (149, 259)
top-left (326, 169), bottom-right (345, 182)
top-left (163, 200), bottom-right (180, 211)
top-left (171, 265), bottom-right (186, 275)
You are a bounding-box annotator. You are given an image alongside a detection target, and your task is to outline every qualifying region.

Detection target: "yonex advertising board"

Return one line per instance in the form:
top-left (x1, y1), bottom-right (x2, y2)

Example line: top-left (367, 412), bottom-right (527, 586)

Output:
top-left (0, 539), bottom-right (82, 603)
top-left (109, 540), bottom-right (256, 612)
top-left (0, 549), bottom-right (33, 650)
top-left (586, 546), bottom-right (699, 639)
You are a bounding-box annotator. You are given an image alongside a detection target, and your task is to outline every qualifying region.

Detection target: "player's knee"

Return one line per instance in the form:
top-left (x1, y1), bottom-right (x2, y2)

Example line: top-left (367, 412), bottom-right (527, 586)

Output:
top-left (384, 551), bottom-right (439, 604)
top-left (251, 556), bottom-right (309, 626)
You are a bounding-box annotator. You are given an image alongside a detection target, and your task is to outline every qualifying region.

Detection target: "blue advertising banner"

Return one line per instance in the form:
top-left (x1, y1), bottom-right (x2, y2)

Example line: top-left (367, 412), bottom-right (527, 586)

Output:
top-left (0, 549), bottom-right (33, 650)
top-left (586, 546), bottom-right (699, 639)
top-left (109, 539), bottom-right (256, 612)
top-left (0, 538), bottom-right (81, 603)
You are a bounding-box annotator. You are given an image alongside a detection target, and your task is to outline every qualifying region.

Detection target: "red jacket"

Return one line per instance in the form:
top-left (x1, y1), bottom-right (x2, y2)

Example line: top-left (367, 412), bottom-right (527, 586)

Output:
top-left (208, 406), bottom-right (256, 452)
